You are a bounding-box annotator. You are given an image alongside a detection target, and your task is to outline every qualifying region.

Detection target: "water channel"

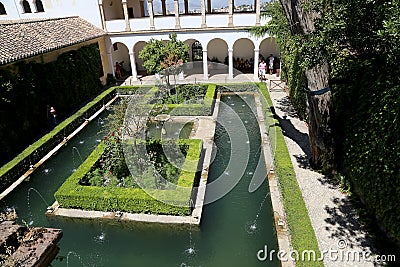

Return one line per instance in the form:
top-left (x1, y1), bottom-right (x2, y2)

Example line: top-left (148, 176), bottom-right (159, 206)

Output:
top-left (1, 94), bottom-right (279, 266)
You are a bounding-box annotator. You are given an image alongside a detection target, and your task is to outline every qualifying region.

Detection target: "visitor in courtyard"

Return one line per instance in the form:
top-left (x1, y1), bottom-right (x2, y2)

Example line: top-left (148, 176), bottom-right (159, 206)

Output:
top-left (49, 106), bottom-right (57, 126)
top-left (259, 60), bottom-right (267, 80)
top-left (268, 54), bottom-right (275, 74)
top-left (115, 62), bottom-right (122, 79)
top-left (244, 59), bottom-right (251, 70)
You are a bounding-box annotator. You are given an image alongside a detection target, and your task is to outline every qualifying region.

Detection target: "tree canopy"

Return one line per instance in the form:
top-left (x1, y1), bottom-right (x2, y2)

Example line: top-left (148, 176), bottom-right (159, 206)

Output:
top-left (138, 33), bottom-right (189, 75)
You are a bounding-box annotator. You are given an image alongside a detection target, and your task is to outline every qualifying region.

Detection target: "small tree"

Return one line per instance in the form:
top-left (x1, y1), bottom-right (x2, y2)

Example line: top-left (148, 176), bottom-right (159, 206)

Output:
top-left (139, 33), bottom-right (189, 86)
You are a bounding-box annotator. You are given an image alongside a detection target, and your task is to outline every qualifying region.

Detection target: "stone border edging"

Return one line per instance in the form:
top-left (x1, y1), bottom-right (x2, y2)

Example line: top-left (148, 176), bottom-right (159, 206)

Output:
top-left (253, 92), bottom-right (295, 267)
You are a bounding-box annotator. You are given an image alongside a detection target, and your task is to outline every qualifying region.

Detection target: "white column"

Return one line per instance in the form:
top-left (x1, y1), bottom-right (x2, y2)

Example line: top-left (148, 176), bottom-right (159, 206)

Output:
top-left (228, 49), bottom-right (233, 79)
top-left (129, 52), bottom-right (138, 81)
top-left (121, 0), bottom-right (131, 31)
top-left (147, 0), bottom-right (155, 30)
top-left (228, 0), bottom-right (233, 27)
top-left (98, 1), bottom-right (107, 31)
top-left (253, 49), bottom-right (259, 80)
top-left (201, 0), bottom-right (206, 28)
top-left (203, 50), bottom-right (208, 80)
top-left (107, 51), bottom-right (115, 77)
top-left (255, 0), bottom-right (261, 26)
top-left (174, 0), bottom-right (181, 29)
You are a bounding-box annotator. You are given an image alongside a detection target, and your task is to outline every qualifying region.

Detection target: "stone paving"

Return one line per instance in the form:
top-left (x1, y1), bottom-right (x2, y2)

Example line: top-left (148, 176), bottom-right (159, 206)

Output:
top-left (267, 86), bottom-right (380, 267)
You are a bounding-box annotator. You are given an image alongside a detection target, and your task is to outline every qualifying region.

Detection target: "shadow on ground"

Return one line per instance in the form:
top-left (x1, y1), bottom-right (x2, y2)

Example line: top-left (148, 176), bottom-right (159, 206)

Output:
top-left (272, 93), bottom-right (399, 266)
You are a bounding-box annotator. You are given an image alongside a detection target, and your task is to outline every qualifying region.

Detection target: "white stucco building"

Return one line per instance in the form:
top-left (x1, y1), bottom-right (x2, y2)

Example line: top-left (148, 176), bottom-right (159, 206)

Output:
top-left (0, 0), bottom-right (279, 81)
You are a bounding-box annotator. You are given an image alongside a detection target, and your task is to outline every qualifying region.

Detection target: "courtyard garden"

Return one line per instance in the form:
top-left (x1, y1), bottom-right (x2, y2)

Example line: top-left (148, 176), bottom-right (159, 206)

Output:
top-left (53, 83), bottom-right (216, 216)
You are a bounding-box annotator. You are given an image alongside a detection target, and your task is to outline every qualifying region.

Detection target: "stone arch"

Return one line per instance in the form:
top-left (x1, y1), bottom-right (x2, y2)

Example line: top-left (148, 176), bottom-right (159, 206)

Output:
top-left (103, 0), bottom-right (124, 20)
top-left (133, 41), bottom-right (147, 74)
top-left (233, 38), bottom-right (255, 73)
top-left (34, 0), bottom-right (44, 12)
top-left (184, 39), bottom-right (203, 62)
top-left (183, 38), bottom-right (203, 74)
top-left (21, 0), bottom-right (32, 13)
top-left (207, 38), bottom-right (228, 64)
top-left (259, 37), bottom-right (279, 61)
top-left (0, 2), bottom-right (6, 15)
top-left (111, 42), bottom-right (131, 79)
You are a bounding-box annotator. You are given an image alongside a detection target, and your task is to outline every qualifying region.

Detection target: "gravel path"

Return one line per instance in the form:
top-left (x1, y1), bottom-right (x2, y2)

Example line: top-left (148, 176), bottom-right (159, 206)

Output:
top-left (267, 87), bottom-right (382, 267)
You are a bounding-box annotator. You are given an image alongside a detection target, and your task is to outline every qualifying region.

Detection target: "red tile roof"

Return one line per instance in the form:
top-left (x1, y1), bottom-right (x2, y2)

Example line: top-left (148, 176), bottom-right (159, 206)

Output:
top-left (0, 16), bottom-right (105, 65)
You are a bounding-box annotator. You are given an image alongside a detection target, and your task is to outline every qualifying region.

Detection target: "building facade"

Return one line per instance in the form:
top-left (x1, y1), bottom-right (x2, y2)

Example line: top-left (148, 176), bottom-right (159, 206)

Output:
top-left (0, 0), bottom-right (279, 81)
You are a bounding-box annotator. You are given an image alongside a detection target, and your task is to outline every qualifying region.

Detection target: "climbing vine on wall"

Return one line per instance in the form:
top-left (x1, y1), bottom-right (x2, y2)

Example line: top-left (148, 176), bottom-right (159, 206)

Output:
top-left (252, 0), bottom-right (400, 245)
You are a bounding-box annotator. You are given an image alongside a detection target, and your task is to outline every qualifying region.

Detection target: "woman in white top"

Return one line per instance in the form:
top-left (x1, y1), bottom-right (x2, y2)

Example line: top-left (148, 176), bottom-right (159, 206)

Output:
top-left (259, 60), bottom-right (267, 80)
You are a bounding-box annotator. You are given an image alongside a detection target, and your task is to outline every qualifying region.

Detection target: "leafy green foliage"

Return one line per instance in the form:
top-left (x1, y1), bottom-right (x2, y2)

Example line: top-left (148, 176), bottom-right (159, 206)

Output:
top-left (249, 1), bottom-right (307, 118)
top-left (152, 84), bottom-right (215, 116)
top-left (258, 83), bottom-right (322, 267)
top-left (158, 84), bottom-right (208, 104)
top-left (254, 0), bottom-right (400, 243)
top-left (0, 44), bottom-right (102, 166)
top-left (138, 33), bottom-right (189, 75)
top-left (55, 139), bottom-right (202, 215)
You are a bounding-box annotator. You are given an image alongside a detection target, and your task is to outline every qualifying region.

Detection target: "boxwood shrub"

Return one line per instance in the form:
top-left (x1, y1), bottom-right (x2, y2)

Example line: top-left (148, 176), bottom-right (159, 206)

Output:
top-left (257, 82), bottom-right (322, 267)
top-left (54, 139), bottom-right (202, 216)
top-left (166, 84), bottom-right (216, 116)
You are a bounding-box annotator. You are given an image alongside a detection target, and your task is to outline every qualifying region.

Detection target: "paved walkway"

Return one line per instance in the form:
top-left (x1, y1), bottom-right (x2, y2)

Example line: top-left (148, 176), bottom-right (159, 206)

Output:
top-left (121, 71), bottom-right (257, 86)
top-left (267, 88), bottom-right (381, 267)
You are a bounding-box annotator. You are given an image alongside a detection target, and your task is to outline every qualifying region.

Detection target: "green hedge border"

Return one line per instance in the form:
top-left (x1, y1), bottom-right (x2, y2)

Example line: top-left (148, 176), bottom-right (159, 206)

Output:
top-left (54, 139), bottom-right (202, 216)
top-left (257, 82), bottom-right (323, 267)
top-left (0, 87), bottom-right (118, 191)
top-left (165, 84), bottom-right (216, 116)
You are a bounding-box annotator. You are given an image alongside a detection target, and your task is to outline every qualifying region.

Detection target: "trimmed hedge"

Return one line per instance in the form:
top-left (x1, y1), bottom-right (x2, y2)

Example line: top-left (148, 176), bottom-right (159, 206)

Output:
top-left (166, 84), bottom-right (216, 116)
top-left (54, 139), bottom-right (202, 215)
top-left (257, 82), bottom-right (323, 267)
top-left (0, 87), bottom-right (116, 191)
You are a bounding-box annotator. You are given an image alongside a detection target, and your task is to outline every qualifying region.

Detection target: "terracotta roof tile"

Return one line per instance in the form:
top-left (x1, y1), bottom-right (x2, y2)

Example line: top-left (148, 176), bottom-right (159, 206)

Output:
top-left (0, 16), bottom-right (105, 65)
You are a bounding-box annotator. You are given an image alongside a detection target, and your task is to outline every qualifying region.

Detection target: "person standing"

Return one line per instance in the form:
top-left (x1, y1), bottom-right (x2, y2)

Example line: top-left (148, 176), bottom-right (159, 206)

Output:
top-left (259, 60), bottom-right (267, 80)
top-left (268, 54), bottom-right (275, 75)
top-left (49, 106), bottom-right (58, 126)
top-left (115, 62), bottom-right (122, 79)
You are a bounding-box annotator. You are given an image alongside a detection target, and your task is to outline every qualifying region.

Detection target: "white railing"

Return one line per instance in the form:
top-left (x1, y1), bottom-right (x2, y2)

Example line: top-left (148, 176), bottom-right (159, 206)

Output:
top-left (233, 13), bottom-right (257, 26)
top-left (180, 15), bottom-right (202, 29)
top-left (154, 16), bottom-right (176, 30)
top-left (107, 12), bottom-right (262, 32)
top-left (106, 19), bottom-right (126, 32)
top-left (129, 17), bottom-right (150, 31)
top-left (206, 14), bottom-right (229, 28)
